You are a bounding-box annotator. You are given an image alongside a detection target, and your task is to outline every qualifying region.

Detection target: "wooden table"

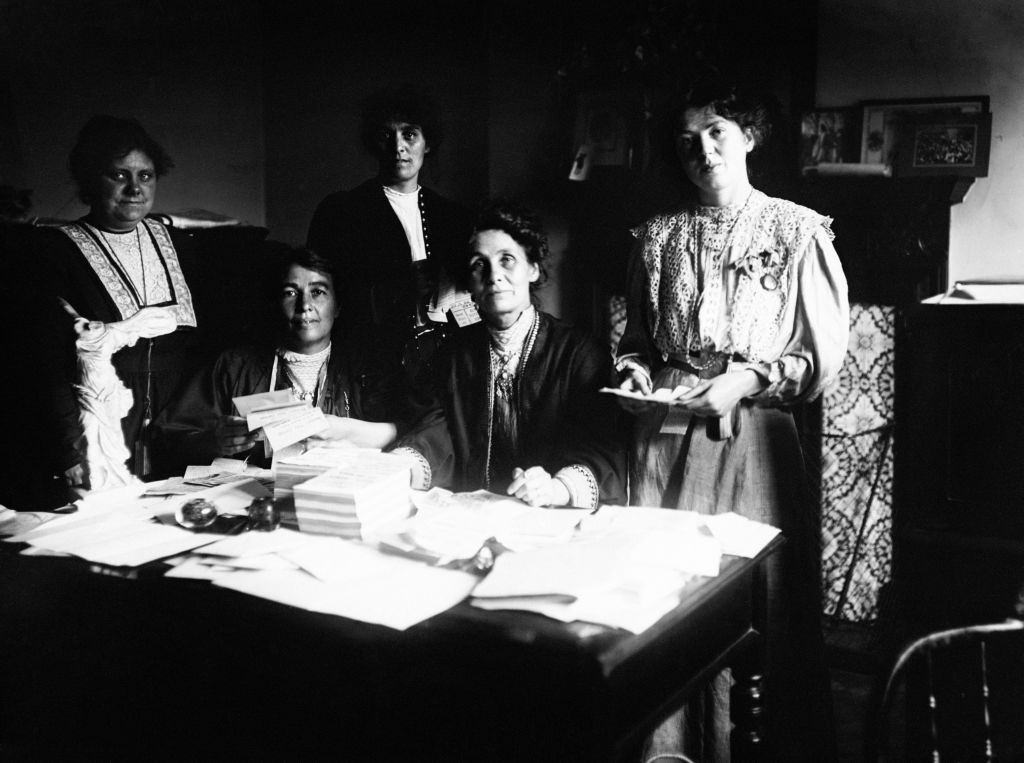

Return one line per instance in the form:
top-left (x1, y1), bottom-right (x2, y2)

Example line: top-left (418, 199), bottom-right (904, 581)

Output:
top-left (0, 537), bottom-right (778, 761)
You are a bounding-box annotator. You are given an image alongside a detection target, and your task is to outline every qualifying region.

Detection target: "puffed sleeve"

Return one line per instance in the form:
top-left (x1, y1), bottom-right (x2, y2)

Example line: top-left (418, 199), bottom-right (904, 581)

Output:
top-left (750, 227), bottom-right (849, 405)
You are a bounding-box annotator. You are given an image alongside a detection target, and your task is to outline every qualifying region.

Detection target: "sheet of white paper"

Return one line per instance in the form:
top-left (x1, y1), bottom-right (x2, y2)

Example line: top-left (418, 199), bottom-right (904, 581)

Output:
top-left (471, 583), bottom-right (690, 634)
top-left (187, 553), bottom-right (298, 571)
top-left (13, 515), bottom-right (219, 567)
top-left (214, 560), bottom-right (478, 630)
top-left (164, 557), bottom-right (231, 580)
top-left (704, 511), bottom-right (781, 558)
top-left (599, 386), bottom-right (694, 405)
top-left (211, 458), bottom-right (250, 474)
top-left (246, 401), bottom-right (309, 432)
top-left (279, 536), bottom-right (408, 583)
top-left (232, 388), bottom-right (294, 418)
top-left (405, 488), bottom-right (589, 556)
top-left (0, 507), bottom-right (61, 538)
top-left (262, 407), bottom-right (329, 450)
top-left (197, 527), bottom-right (309, 557)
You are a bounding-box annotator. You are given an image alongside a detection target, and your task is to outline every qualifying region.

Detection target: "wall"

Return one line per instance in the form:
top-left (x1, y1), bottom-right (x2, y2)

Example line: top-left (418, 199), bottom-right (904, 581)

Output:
top-left (260, 3), bottom-right (489, 247)
top-left (817, 0), bottom-right (1024, 285)
top-left (0, 0), bottom-right (265, 226)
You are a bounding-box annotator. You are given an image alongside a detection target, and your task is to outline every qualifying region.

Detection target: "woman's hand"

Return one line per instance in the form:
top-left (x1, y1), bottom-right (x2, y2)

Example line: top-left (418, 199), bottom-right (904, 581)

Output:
top-left (671, 369), bottom-right (765, 417)
top-left (111, 306), bottom-right (178, 339)
top-left (507, 466), bottom-right (571, 507)
top-left (307, 415), bottom-right (398, 449)
top-left (64, 462), bottom-right (89, 496)
top-left (618, 366), bottom-right (653, 395)
top-left (215, 415), bottom-right (257, 456)
top-left (616, 366), bottom-right (657, 414)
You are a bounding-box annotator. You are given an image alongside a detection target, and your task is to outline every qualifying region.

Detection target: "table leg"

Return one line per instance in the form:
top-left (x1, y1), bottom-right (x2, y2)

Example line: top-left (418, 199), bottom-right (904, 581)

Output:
top-left (732, 556), bottom-right (769, 757)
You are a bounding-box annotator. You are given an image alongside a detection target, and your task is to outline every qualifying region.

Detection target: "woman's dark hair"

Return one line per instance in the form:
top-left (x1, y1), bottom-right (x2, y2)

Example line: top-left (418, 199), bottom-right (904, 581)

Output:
top-left (358, 83), bottom-right (443, 156)
top-left (458, 200), bottom-right (549, 291)
top-left (677, 79), bottom-right (772, 149)
top-left (267, 245), bottom-right (337, 295)
top-left (69, 115), bottom-right (174, 205)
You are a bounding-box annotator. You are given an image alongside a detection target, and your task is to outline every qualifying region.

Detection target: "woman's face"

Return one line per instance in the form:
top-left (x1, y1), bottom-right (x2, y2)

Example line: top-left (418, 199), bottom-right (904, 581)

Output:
top-left (468, 229), bottom-right (539, 329)
top-left (280, 264), bottom-right (339, 354)
top-left (376, 119), bottom-right (429, 192)
top-left (676, 106), bottom-right (754, 205)
top-left (90, 149), bottom-right (156, 231)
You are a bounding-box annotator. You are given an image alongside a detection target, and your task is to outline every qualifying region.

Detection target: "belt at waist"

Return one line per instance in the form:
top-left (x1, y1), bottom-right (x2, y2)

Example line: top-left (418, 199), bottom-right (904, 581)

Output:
top-left (665, 350), bottom-right (746, 377)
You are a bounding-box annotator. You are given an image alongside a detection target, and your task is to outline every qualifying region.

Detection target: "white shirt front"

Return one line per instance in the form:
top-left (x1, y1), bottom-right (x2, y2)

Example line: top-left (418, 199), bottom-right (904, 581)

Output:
top-left (383, 185), bottom-right (427, 262)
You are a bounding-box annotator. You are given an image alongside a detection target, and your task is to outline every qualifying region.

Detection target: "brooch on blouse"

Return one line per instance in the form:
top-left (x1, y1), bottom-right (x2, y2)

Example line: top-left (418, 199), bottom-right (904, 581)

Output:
top-left (732, 249), bottom-right (786, 291)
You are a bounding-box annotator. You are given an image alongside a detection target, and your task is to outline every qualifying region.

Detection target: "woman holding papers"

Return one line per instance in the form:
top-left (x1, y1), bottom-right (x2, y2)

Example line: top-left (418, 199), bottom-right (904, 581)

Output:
top-left (154, 248), bottom-right (432, 471)
top-left (394, 201), bottom-right (626, 508)
top-left (616, 80), bottom-right (848, 761)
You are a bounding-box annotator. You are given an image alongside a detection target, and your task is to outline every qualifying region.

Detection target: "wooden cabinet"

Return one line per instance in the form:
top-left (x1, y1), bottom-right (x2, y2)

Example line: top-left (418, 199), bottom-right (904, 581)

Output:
top-left (894, 303), bottom-right (1024, 629)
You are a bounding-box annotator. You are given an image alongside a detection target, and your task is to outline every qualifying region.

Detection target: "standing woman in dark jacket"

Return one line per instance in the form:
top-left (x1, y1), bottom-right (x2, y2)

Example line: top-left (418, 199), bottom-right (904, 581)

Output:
top-left (307, 83), bottom-right (473, 382)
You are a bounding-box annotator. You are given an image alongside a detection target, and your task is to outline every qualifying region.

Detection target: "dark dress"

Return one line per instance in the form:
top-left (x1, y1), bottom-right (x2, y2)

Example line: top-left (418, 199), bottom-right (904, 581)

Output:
top-left (153, 337), bottom-right (436, 471)
top-left (34, 219), bottom-right (206, 481)
top-left (397, 310), bottom-right (627, 505)
top-left (307, 179), bottom-right (473, 375)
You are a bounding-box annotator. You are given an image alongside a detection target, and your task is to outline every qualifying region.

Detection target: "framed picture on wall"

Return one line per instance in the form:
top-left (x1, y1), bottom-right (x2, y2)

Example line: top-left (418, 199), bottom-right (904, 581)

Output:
top-left (859, 96), bottom-right (989, 166)
top-left (571, 89), bottom-right (638, 173)
top-left (799, 108), bottom-right (859, 173)
top-left (896, 112), bottom-right (992, 177)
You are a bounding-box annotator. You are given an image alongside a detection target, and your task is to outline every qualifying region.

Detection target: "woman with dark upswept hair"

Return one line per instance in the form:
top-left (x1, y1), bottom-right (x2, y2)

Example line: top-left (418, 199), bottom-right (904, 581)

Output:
top-left (394, 200), bottom-right (625, 508)
top-left (617, 80), bottom-right (848, 761)
top-left (36, 115), bottom-right (203, 489)
top-left (307, 83), bottom-right (473, 385)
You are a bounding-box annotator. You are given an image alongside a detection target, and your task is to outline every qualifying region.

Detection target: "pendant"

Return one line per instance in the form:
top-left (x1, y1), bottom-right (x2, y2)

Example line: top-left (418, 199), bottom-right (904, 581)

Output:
top-left (760, 273), bottom-right (779, 291)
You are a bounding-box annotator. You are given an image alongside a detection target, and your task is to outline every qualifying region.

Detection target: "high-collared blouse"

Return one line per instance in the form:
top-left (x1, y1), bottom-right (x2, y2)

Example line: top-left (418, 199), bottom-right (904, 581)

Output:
top-left (619, 188), bottom-right (849, 405)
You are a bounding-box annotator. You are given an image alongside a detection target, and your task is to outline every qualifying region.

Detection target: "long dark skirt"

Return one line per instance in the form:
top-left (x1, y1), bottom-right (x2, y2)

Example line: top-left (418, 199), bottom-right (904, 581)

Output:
top-left (632, 369), bottom-right (836, 761)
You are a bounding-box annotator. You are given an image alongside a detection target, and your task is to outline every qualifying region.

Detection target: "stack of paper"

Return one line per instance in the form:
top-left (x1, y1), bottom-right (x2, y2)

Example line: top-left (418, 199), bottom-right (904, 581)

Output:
top-left (272, 443), bottom-right (370, 512)
top-left (293, 451), bottom-right (412, 540)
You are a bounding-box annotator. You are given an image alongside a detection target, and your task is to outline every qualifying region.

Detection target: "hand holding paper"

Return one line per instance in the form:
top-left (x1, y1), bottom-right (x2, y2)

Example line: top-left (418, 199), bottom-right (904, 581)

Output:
top-left (215, 415), bottom-right (257, 456)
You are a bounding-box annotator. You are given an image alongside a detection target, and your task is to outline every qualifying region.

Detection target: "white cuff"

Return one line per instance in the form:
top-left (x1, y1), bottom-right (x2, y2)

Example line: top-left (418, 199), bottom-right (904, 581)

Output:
top-left (391, 447), bottom-right (432, 490)
top-left (554, 464), bottom-right (599, 509)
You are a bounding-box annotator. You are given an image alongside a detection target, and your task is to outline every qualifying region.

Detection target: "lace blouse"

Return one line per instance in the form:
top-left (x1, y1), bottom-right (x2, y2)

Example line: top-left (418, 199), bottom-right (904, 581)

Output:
top-left (619, 188), bottom-right (849, 404)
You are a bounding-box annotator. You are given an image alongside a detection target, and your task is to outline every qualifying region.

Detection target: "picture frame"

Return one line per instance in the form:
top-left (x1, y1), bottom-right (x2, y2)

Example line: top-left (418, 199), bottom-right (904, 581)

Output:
top-left (859, 96), bottom-right (989, 166)
top-left (799, 108), bottom-right (859, 173)
top-left (896, 112), bottom-right (992, 178)
top-left (572, 89), bottom-right (636, 169)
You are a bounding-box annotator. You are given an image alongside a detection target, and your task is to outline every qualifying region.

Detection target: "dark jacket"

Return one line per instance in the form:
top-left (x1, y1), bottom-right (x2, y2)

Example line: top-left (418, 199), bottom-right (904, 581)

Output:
top-left (33, 220), bottom-right (205, 476)
top-left (307, 178), bottom-right (473, 352)
top-left (153, 336), bottom-right (438, 471)
top-left (397, 311), bottom-right (627, 505)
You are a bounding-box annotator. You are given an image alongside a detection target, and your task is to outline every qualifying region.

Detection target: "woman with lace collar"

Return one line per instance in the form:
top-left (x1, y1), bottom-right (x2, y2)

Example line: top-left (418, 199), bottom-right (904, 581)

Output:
top-left (35, 115), bottom-right (203, 492)
top-left (617, 80), bottom-right (849, 762)
top-left (153, 248), bottom-right (430, 471)
top-left (394, 201), bottom-right (625, 508)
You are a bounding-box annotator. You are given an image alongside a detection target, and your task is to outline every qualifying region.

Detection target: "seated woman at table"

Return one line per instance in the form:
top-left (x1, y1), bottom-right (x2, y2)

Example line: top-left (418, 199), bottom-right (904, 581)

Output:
top-left (393, 201), bottom-right (626, 507)
top-left (154, 247), bottom-right (431, 470)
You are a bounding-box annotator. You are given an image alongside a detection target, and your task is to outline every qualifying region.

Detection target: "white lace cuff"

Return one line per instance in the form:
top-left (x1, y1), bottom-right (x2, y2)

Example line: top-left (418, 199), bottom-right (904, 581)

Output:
top-left (391, 447), bottom-right (432, 490)
top-left (554, 464), bottom-right (599, 509)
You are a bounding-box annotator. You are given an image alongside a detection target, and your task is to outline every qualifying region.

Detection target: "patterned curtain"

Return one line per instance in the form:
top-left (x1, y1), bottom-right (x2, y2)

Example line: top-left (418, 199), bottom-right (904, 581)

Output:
top-left (820, 303), bottom-right (895, 622)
